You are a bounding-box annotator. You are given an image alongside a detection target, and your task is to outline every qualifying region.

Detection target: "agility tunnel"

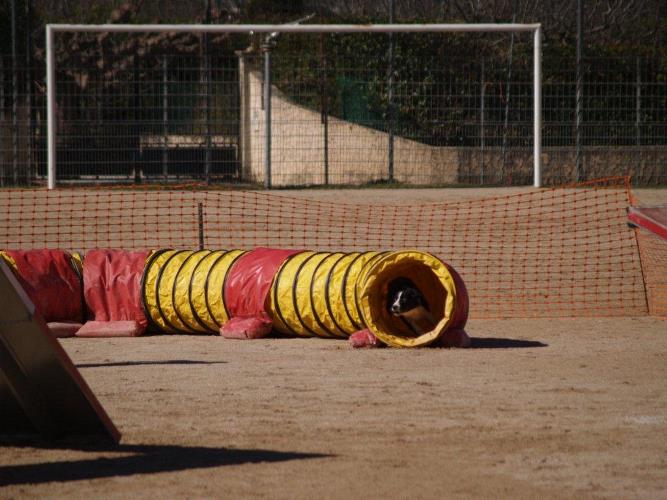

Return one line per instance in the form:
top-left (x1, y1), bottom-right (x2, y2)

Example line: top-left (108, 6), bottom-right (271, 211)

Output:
top-left (0, 249), bottom-right (84, 337)
top-left (2, 247), bottom-right (468, 347)
top-left (0, 249), bottom-right (150, 338)
top-left (141, 248), bottom-right (468, 348)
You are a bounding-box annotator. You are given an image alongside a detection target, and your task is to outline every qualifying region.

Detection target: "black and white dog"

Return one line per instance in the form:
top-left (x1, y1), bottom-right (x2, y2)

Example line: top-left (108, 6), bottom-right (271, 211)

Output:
top-left (386, 277), bottom-right (436, 335)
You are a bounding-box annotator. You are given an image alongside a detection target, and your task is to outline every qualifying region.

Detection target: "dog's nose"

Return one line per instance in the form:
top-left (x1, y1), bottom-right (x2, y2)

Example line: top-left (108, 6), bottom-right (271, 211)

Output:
top-left (391, 303), bottom-right (400, 314)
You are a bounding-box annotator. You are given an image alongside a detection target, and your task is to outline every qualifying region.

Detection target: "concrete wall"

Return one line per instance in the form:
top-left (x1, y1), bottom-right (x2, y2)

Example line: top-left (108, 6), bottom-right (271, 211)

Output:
top-left (239, 54), bottom-right (667, 187)
top-left (238, 54), bottom-right (458, 187)
top-left (458, 146), bottom-right (667, 185)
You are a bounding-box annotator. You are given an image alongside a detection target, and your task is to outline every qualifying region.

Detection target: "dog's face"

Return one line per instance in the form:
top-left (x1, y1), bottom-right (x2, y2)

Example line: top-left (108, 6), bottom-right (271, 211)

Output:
top-left (389, 287), bottom-right (424, 315)
top-left (387, 277), bottom-right (427, 316)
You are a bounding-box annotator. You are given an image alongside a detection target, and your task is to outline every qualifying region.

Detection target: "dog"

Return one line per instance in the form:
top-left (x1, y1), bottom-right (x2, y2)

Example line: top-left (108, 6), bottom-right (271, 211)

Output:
top-left (386, 277), bottom-right (436, 336)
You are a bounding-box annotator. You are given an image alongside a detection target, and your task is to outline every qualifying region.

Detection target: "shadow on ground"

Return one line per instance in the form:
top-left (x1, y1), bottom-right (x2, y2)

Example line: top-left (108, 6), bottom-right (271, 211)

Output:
top-left (76, 359), bottom-right (227, 368)
top-left (470, 337), bottom-right (547, 349)
top-left (0, 440), bottom-right (329, 486)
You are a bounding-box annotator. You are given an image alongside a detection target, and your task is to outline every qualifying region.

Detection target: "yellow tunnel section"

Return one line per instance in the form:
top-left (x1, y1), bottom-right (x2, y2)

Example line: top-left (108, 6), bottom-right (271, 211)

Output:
top-left (142, 249), bottom-right (246, 334)
top-left (268, 249), bottom-right (466, 347)
top-left (356, 251), bottom-right (465, 348)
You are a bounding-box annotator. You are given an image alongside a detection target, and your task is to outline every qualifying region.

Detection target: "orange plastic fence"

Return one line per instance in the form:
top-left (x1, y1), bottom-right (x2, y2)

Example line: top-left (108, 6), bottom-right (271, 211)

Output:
top-left (0, 177), bottom-right (653, 319)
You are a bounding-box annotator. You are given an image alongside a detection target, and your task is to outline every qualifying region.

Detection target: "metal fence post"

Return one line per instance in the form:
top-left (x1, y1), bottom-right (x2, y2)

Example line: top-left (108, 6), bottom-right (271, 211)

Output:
top-left (480, 58), bottom-right (485, 185)
top-left (533, 25), bottom-right (542, 188)
top-left (133, 56), bottom-right (141, 184)
top-left (319, 32), bottom-right (329, 185)
top-left (162, 55), bottom-right (169, 179)
top-left (26, 0), bottom-right (34, 184)
top-left (636, 57), bottom-right (641, 146)
top-left (46, 25), bottom-right (55, 189)
top-left (0, 55), bottom-right (4, 187)
top-left (386, 0), bottom-right (395, 183)
top-left (575, 0), bottom-right (584, 182)
top-left (11, 0), bottom-right (18, 185)
top-left (262, 42), bottom-right (272, 189)
top-left (501, 9), bottom-right (517, 184)
top-left (204, 0), bottom-right (212, 185)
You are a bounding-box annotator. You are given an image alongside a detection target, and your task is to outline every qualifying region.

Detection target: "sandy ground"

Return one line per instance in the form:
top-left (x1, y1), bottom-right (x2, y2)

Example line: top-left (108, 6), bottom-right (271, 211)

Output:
top-left (1, 187), bottom-right (666, 499)
top-left (0, 318), bottom-right (666, 499)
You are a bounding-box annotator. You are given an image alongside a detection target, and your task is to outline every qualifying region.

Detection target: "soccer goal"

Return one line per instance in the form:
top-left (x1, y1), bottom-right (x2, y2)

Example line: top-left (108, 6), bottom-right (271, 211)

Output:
top-left (45, 23), bottom-right (542, 189)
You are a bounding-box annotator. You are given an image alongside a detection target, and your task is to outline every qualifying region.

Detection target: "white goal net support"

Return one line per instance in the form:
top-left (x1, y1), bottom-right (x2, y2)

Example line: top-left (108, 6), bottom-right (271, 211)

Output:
top-left (45, 23), bottom-right (542, 189)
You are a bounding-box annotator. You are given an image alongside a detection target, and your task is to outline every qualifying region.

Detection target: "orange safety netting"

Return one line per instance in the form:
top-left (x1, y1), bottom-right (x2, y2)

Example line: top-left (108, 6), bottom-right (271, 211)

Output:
top-left (0, 177), bottom-right (655, 319)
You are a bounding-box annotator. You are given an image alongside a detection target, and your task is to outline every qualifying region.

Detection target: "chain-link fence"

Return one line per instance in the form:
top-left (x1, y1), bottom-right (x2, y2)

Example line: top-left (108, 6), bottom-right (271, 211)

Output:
top-left (1, 33), bottom-right (666, 187)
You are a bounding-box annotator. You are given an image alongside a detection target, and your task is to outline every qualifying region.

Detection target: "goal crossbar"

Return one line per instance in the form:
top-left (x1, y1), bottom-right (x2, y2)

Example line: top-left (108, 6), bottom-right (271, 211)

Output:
top-left (45, 23), bottom-right (542, 188)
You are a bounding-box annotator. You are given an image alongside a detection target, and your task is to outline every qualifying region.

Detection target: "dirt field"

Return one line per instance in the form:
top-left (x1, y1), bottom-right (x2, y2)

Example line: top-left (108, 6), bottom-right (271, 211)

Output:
top-left (1, 187), bottom-right (666, 499)
top-left (0, 318), bottom-right (665, 499)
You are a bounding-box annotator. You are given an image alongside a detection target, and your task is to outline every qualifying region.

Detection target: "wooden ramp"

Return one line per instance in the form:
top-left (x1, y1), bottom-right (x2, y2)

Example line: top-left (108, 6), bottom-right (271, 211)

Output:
top-left (629, 206), bottom-right (667, 240)
top-left (0, 260), bottom-right (120, 443)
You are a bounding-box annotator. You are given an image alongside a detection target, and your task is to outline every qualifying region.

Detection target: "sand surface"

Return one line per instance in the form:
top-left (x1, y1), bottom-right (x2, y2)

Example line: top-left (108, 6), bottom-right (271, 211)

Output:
top-left (0, 318), bottom-right (666, 498)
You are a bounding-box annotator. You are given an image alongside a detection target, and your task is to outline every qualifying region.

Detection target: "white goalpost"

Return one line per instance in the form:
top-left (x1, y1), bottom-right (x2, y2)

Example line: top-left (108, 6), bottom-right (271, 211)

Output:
top-left (45, 23), bottom-right (542, 189)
